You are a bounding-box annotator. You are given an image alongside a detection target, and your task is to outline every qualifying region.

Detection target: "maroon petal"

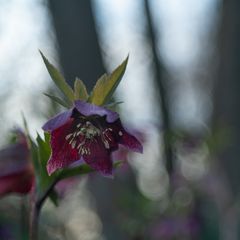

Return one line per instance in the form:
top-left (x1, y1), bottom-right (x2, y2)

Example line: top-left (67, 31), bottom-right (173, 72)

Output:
top-left (119, 129), bottom-right (143, 153)
top-left (0, 142), bottom-right (29, 177)
top-left (47, 119), bottom-right (80, 175)
top-left (0, 168), bottom-right (34, 196)
top-left (82, 137), bottom-right (113, 176)
top-left (74, 100), bottom-right (119, 123)
top-left (42, 109), bottom-right (73, 132)
top-left (108, 120), bottom-right (143, 153)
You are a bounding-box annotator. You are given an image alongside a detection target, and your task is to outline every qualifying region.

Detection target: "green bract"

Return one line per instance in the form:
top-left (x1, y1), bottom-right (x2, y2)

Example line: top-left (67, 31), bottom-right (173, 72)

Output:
top-left (44, 93), bottom-right (70, 108)
top-left (89, 56), bottom-right (129, 105)
top-left (40, 51), bottom-right (74, 105)
top-left (74, 77), bottom-right (89, 100)
top-left (40, 51), bottom-right (128, 107)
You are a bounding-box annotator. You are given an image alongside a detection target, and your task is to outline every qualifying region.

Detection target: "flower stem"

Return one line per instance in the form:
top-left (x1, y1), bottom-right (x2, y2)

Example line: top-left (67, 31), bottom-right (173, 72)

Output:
top-left (29, 201), bottom-right (40, 240)
top-left (20, 197), bottom-right (28, 240)
top-left (29, 178), bottom-right (59, 240)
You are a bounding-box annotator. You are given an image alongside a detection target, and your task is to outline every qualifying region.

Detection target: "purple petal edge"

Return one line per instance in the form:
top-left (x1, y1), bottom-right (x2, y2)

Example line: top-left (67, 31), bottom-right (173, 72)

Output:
top-left (42, 109), bottom-right (73, 132)
top-left (74, 100), bottom-right (119, 123)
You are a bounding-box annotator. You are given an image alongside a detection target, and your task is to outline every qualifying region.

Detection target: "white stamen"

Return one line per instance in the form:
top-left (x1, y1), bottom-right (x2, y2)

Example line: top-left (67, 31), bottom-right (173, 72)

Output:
top-left (104, 133), bottom-right (112, 142)
top-left (69, 138), bottom-right (74, 144)
top-left (87, 148), bottom-right (91, 155)
top-left (71, 140), bottom-right (76, 149)
top-left (104, 140), bottom-right (110, 149)
top-left (86, 121), bottom-right (91, 126)
top-left (65, 133), bottom-right (73, 140)
top-left (76, 131), bottom-right (82, 136)
top-left (119, 131), bottom-right (123, 136)
top-left (77, 142), bottom-right (84, 149)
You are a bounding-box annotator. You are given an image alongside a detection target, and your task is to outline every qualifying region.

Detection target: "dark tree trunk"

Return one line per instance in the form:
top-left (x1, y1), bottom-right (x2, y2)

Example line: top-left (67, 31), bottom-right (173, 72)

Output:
top-left (47, 0), bottom-right (105, 91)
top-left (212, 1), bottom-right (240, 239)
top-left (213, 0), bottom-right (240, 195)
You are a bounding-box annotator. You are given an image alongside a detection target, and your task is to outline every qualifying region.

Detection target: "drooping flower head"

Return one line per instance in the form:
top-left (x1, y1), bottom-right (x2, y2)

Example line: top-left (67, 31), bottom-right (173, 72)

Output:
top-left (0, 130), bottom-right (34, 196)
top-left (43, 100), bottom-right (143, 176)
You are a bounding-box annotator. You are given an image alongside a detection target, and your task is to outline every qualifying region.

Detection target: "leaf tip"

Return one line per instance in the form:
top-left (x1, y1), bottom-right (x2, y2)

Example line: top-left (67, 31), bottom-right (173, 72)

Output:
top-left (39, 49), bottom-right (45, 59)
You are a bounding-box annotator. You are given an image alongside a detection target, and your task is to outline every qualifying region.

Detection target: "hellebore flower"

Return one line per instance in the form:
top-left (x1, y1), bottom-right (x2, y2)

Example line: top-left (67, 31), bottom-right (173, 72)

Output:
top-left (42, 100), bottom-right (143, 176)
top-left (0, 132), bottom-right (34, 196)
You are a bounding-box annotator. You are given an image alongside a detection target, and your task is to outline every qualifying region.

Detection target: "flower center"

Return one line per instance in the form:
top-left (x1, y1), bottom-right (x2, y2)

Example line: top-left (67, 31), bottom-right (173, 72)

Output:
top-left (65, 121), bottom-right (113, 155)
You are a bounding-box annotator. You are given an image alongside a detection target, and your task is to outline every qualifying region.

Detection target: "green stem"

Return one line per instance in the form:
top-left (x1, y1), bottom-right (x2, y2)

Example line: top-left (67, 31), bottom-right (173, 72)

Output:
top-left (20, 197), bottom-right (28, 240)
top-left (29, 178), bottom-right (59, 240)
top-left (29, 199), bottom-right (39, 240)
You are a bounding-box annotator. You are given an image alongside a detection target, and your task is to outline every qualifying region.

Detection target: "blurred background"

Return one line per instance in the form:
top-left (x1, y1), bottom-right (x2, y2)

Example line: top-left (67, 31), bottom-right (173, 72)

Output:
top-left (0, 0), bottom-right (240, 239)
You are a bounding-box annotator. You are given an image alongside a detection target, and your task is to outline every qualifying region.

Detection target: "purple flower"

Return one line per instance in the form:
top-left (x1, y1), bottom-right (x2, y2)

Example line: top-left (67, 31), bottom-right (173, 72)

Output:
top-left (0, 131), bottom-right (34, 196)
top-left (42, 100), bottom-right (143, 176)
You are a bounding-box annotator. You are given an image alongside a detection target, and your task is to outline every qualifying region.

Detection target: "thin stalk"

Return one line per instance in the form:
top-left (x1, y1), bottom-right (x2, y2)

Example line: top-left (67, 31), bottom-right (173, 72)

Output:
top-left (29, 178), bottom-right (59, 240)
top-left (20, 197), bottom-right (28, 240)
top-left (29, 201), bottom-right (39, 240)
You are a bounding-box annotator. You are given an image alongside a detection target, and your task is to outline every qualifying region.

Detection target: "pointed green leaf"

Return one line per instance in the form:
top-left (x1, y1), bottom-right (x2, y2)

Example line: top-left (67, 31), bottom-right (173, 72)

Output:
top-left (89, 56), bottom-right (129, 105)
top-left (36, 133), bottom-right (51, 172)
top-left (21, 114), bottom-right (41, 186)
top-left (36, 133), bottom-right (59, 185)
top-left (44, 93), bottom-right (70, 108)
top-left (44, 131), bottom-right (51, 144)
top-left (58, 161), bottom-right (124, 180)
top-left (36, 133), bottom-right (59, 205)
top-left (49, 190), bottom-right (59, 207)
top-left (21, 112), bottom-right (29, 137)
top-left (58, 164), bottom-right (94, 180)
top-left (104, 101), bottom-right (124, 110)
top-left (36, 134), bottom-right (53, 187)
top-left (39, 51), bottom-right (74, 104)
top-left (74, 77), bottom-right (89, 100)
top-left (29, 137), bottom-right (40, 186)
